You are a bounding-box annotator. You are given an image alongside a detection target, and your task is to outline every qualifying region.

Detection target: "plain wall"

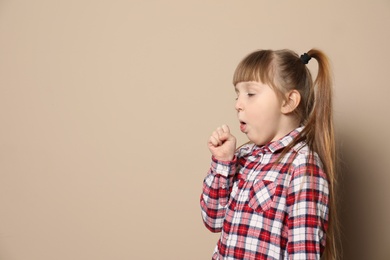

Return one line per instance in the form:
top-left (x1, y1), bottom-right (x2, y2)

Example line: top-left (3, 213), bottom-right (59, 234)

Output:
top-left (0, 1), bottom-right (389, 259)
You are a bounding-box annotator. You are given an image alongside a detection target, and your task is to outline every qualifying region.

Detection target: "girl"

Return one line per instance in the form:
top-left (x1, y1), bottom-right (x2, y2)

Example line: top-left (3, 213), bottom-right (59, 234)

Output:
top-left (200, 49), bottom-right (338, 259)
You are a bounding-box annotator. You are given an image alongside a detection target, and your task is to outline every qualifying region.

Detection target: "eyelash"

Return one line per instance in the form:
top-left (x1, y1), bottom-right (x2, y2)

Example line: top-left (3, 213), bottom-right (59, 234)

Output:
top-left (247, 93), bottom-right (255, 97)
top-left (235, 93), bottom-right (255, 100)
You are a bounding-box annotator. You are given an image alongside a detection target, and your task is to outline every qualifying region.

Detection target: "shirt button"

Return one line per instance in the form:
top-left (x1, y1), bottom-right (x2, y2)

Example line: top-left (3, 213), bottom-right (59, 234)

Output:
top-left (221, 184), bottom-right (226, 189)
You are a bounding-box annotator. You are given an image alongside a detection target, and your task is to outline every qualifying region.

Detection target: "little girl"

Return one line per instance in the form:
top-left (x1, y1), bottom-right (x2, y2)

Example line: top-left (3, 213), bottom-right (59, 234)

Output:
top-left (200, 49), bottom-right (338, 259)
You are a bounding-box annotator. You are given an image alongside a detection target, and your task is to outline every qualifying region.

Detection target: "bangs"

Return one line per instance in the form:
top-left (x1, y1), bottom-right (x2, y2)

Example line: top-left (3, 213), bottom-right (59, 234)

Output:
top-left (232, 50), bottom-right (275, 87)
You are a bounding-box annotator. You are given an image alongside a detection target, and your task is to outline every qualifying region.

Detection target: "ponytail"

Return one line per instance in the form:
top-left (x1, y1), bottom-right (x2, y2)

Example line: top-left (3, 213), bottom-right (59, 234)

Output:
top-left (273, 49), bottom-right (340, 259)
top-left (301, 49), bottom-right (340, 260)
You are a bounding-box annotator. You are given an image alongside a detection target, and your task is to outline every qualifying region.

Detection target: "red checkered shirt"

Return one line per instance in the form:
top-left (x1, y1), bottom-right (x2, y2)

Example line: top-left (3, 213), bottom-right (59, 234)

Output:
top-left (200, 127), bottom-right (329, 259)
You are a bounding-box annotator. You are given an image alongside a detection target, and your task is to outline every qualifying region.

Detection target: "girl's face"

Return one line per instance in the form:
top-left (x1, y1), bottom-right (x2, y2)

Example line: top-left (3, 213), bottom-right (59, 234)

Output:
top-left (235, 81), bottom-right (286, 146)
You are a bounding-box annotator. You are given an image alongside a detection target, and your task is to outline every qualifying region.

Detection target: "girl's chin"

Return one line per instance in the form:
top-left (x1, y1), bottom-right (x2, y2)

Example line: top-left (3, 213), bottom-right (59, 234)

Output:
top-left (246, 134), bottom-right (257, 144)
top-left (246, 134), bottom-right (268, 146)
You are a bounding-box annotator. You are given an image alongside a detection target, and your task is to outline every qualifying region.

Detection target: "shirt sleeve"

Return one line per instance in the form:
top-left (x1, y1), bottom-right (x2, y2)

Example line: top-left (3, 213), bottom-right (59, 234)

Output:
top-left (286, 152), bottom-right (330, 259)
top-left (200, 155), bottom-right (237, 233)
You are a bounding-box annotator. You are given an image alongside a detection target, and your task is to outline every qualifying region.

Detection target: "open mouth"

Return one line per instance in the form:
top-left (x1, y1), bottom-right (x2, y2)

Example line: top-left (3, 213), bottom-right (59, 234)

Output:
top-left (239, 121), bottom-right (247, 132)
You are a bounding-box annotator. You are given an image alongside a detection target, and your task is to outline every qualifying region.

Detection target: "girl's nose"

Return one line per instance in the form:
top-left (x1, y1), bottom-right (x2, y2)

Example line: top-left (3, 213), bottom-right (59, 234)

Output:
top-left (235, 98), bottom-right (243, 112)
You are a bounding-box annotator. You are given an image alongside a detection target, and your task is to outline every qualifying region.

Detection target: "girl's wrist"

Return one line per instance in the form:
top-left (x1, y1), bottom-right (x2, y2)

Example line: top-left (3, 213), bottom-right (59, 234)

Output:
top-left (212, 155), bottom-right (235, 162)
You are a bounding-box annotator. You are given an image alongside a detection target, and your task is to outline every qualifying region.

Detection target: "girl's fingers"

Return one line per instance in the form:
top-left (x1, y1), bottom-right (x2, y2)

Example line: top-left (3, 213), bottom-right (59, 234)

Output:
top-left (211, 130), bottom-right (219, 141)
top-left (209, 135), bottom-right (221, 147)
top-left (209, 125), bottom-right (231, 147)
top-left (217, 125), bottom-right (230, 138)
top-left (221, 124), bottom-right (230, 134)
top-left (216, 127), bottom-right (224, 138)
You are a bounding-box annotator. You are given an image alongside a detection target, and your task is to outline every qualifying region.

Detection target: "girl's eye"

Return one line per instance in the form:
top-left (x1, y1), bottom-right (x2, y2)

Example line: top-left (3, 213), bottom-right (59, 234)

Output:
top-left (235, 92), bottom-right (254, 100)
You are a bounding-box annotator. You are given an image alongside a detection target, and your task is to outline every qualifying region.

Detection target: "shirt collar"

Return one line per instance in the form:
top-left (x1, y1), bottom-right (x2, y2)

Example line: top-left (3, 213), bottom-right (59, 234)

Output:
top-left (251, 126), bottom-right (304, 155)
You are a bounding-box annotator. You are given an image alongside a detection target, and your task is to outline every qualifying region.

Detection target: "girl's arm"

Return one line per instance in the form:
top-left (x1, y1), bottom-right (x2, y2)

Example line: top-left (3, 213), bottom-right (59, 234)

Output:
top-left (200, 156), bottom-right (237, 232)
top-left (286, 152), bottom-right (330, 259)
top-left (201, 124), bottom-right (237, 232)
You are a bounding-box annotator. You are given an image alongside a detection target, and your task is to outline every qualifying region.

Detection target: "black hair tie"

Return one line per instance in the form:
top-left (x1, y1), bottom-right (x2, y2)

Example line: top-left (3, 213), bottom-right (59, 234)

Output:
top-left (300, 53), bottom-right (311, 64)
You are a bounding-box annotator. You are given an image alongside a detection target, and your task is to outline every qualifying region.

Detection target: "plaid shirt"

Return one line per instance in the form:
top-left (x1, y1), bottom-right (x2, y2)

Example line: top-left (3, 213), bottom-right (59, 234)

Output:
top-left (200, 127), bottom-right (329, 260)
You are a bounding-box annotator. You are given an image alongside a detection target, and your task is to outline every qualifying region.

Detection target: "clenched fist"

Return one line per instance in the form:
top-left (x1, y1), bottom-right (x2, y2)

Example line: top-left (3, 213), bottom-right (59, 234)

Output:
top-left (208, 124), bottom-right (237, 161)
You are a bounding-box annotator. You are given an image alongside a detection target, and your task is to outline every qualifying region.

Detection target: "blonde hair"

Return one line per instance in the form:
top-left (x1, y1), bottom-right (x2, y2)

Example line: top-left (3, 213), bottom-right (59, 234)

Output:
top-left (233, 49), bottom-right (340, 259)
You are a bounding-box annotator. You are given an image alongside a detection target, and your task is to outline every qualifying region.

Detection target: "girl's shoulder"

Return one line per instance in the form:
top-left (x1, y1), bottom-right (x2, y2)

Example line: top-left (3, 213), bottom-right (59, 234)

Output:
top-left (291, 141), bottom-right (325, 171)
top-left (292, 141), bottom-right (310, 155)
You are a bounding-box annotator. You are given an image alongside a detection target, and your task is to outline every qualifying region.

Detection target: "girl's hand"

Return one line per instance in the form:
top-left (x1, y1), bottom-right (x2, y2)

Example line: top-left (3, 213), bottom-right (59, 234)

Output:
top-left (208, 124), bottom-right (237, 161)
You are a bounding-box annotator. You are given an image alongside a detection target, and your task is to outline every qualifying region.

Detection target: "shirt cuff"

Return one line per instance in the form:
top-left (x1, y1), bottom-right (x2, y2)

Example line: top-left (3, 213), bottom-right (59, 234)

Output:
top-left (211, 156), bottom-right (237, 177)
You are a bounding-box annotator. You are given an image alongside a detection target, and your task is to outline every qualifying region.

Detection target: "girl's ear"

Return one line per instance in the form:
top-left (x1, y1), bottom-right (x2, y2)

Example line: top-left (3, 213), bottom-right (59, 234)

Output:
top-left (281, 90), bottom-right (301, 114)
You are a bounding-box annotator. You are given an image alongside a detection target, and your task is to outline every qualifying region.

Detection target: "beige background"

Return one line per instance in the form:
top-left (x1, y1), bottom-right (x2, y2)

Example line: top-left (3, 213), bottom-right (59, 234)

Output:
top-left (0, 1), bottom-right (389, 259)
